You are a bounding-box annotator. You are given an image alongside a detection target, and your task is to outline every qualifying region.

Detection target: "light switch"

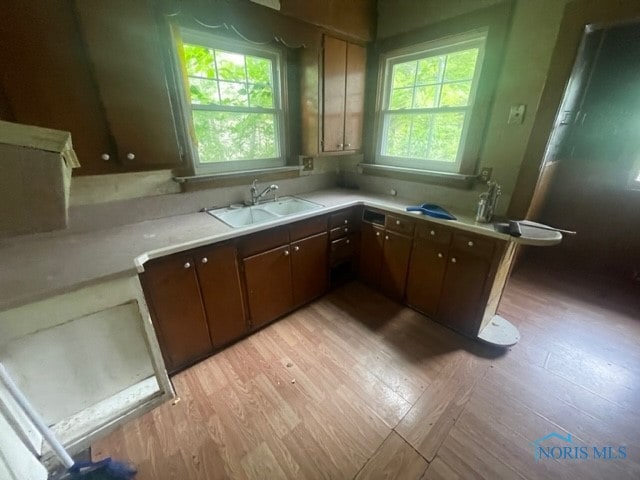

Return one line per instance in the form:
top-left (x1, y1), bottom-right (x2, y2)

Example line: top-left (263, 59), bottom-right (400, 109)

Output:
top-left (508, 104), bottom-right (526, 125)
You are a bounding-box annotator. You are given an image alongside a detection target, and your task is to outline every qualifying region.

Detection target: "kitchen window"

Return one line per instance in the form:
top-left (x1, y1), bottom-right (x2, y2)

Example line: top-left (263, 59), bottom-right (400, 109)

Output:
top-left (174, 30), bottom-right (287, 175)
top-left (375, 31), bottom-right (486, 174)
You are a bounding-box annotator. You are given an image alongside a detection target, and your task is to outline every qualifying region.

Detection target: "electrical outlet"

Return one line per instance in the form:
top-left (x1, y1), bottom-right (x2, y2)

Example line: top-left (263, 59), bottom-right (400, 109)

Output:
top-left (508, 104), bottom-right (526, 125)
top-left (299, 156), bottom-right (314, 171)
top-left (479, 167), bottom-right (493, 182)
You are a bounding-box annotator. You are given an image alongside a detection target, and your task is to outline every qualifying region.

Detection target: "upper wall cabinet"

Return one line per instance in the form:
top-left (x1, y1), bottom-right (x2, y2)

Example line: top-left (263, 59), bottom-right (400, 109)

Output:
top-left (0, 0), bottom-right (182, 175)
top-left (74, 0), bottom-right (182, 170)
top-left (301, 34), bottom-right (367, 156)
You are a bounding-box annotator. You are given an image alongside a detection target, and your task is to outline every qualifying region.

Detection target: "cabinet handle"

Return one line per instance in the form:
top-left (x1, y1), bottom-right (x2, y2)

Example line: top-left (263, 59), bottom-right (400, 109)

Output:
top-left (468, 241), bottom-right (474, 247)
top-left (346, 239), bottom-right (350, 244)
top-left (101, 153), bottom-right (110, 161)
top-left (396, 220), bottom-right (401, 225)
top-left (293, 246), bottom-right (300, 252)
top-left (437, 252), bottom-right (443, 258)
top-left (126, 152), bottom-right (136, 161)
top-left (376, 231), bottom-right (381, 237)
top-left (451, 257), bottom-right (457, 264)
top-left (338, 143), bottom-right (344, 148)
top-left (201, 257), bottom-right (208, 264)
top-left (344, 219), bottom-right (349, 224)
top-left (344, 227), bottom-right (349, 233)
top-left (184, 262), bottom-right (191, 269)
top-left (284, 250), bottom-right (290, 256)
top-left (345, 143), bottom-right (351, 148)
top-left (385, 235), bottom-right (389, 240)
top-left (430, 230), bottom-right (436, 236)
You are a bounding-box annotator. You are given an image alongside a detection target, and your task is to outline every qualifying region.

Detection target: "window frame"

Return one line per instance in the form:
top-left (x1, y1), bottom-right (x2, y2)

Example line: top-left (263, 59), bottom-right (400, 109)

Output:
top-left (374, 30), bottom-right (487, 174)
top-left (174, 28), bottom-right (288, 175)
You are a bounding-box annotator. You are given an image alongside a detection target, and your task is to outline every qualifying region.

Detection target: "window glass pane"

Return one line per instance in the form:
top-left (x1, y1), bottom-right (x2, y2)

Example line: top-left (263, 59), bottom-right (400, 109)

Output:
top-left (219, 81), bottom-right (249, 106)
top-left (428, 112), bottom-right (464, 162)
top-left (248, 83), bottom-right (274, 108)
top-left (216, 51), bottom-right (247, 82)
top-left (193, 111), bottom-right (278, 162)
top-left (414, 85), bottom-right (438, 108)
top-left (408, 114), bottom-right (431, 159)
top-left (392, 61), bottom-right (417, 88)
top-left (439, 82), bottom-right (472, 107)
top-left (389, 87), bottom-right (413, 110)
top-left (383, 114), bottom-right (412, 157)
top-left (246, 56), bottom-right (272, 85)
top-left (188, 78), bottom-right (219, 105)
top-left (416, 57), bottom-right (441, 85)
top-left (183, 44), bottom-right (216, 78)
top-left (444, 48), bottom-right (478, 82)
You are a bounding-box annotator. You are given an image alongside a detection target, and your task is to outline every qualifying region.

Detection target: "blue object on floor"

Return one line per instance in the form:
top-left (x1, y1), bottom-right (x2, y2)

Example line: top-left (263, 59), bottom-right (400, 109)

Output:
top-left (406, 203), bottom-right (456, 220)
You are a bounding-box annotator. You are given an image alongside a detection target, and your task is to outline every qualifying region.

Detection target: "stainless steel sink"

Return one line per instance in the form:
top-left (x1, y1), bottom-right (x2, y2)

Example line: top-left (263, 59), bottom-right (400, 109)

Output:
top-left (208, 196), bottom-right (323, 228)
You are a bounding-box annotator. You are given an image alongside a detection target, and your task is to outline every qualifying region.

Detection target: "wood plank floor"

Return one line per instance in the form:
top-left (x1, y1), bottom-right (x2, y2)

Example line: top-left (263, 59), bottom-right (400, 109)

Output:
top-left (93, 264), bottom-right (640, 479)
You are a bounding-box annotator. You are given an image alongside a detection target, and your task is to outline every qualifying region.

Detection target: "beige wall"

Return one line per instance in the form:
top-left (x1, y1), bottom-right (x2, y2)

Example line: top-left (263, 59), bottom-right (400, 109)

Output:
top-left (373, 0), bottom-right (571, 214)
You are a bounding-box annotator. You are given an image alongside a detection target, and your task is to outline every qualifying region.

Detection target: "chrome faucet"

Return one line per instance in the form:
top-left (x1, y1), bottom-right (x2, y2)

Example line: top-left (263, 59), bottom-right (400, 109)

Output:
top-left (250, 179), bottom-right (279, 205)
top-left (475, 181), bottom-right (502, 223)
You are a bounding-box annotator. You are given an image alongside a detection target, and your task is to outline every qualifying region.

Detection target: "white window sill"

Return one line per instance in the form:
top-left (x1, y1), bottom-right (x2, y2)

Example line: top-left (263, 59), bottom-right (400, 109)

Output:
top-left (173, 166), bottom-right (301, 184)
top-left (358, 163), bottom-right (477, 188)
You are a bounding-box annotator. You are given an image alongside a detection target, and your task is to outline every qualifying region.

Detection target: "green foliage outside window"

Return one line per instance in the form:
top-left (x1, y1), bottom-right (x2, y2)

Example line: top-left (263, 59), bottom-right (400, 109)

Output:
top-left (181, 42), bottom-right (279, 163)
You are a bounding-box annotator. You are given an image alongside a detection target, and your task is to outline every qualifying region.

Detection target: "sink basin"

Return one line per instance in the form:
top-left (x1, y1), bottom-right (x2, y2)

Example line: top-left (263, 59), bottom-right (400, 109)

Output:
top-left (211, 206), bottom-right (279, 228)
top-left (259, 197), bottom-right (323, 216)
top-left (208, 196), bottom-right (323, 228)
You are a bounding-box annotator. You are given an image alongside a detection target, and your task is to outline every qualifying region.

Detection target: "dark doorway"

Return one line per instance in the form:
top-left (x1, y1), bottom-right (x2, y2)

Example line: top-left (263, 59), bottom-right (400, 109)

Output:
top-left (525, 21), bottom-right (640, 282)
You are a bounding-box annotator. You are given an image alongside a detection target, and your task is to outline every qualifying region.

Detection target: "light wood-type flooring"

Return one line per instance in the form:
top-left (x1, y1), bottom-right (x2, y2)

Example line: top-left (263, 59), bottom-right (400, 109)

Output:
top-left (93, 263), bottom-right (640, 479)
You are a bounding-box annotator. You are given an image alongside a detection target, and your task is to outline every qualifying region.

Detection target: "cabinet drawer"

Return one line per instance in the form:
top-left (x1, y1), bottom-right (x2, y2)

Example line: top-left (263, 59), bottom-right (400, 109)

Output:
top-left (330, 234), bottom-right (356, 264)
top-left (238, 226), bottom-right (289, 258)
top-left (451, 233), bottom-right (496, 259)
top-left (329, 224), bottom-right (352, 241)
top-left (385, 214), bottom-right (415, 236)
top-left (289, 214), bottom-right (327, 242)
top-left (329, 209), bottom-right (357, 229)
top-left (415, 223), bottom-right (452, 246)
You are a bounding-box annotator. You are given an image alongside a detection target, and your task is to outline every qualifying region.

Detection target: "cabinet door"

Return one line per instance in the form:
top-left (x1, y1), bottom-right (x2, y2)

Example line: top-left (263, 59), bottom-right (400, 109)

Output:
top-left (0, 0), bottom-right (115, 175)
top-left (322, 35), bottom-right (347, 152)
top-left (379, 230), bottom-right (413, 301)
top-left (242, 245), bottom-right (294, 329)
top-left (344, 42), bottom-right (366, 151)
top-left (405, 238), bottom-right (448, 317)
top-left (358, 223), bottom-right (384, 287)
top-left (291, 232), bottom-right (328, 307)
top-left (74, 0), bottom-right (181, 168)
top-left (195, 243), bottom-right (247, 348)
top-left (142, 255), bottom-right (212, 372)
top-left (437, 250), bottom-right (492, 337)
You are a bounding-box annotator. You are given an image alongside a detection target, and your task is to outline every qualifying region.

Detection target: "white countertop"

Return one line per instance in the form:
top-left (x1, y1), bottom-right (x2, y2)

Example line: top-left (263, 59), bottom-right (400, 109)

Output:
top-left (0, 188), bottom-right (560, 311)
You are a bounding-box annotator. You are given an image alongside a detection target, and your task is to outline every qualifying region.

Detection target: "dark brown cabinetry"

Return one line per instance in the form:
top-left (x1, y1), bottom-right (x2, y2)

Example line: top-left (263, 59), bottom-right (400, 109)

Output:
top-left (328, 208), bottom-right (360, 285)
top-left (0, 0), bottom-right (181, 174)
top-left (243, 245), bottom-right (294, 329)
top-left (361, 208), bottom-right (506, 338)
top-left (405, 224), bottom-right (452, 318)
top-left (405, 224), bottom-right (502, 336)
top-left (436, 234), bottom-right (496, 336)
top-left (239, 217), bottom-right (329, 329)
top-left (142, 242), bottom-right (247, 373)
top-left (142, 254), bottom-right (213, 373)
top-left (292, 232), bottom-right (329, 307)
top-left (195, 243), bottom-right (247, 347)
top-left (74, 0), bottom-right (181, 169)
top-left (380, 230), bottom-right (413, 301)
top-left (359, 213), bottom-right (414, 301)
top-left (322, 35), bottom-right (367, 153)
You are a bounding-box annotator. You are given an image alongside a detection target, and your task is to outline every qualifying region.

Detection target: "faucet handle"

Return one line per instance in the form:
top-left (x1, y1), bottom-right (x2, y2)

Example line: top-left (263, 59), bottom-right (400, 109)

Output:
top-left (251, 179), bottom-right (258, 190)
